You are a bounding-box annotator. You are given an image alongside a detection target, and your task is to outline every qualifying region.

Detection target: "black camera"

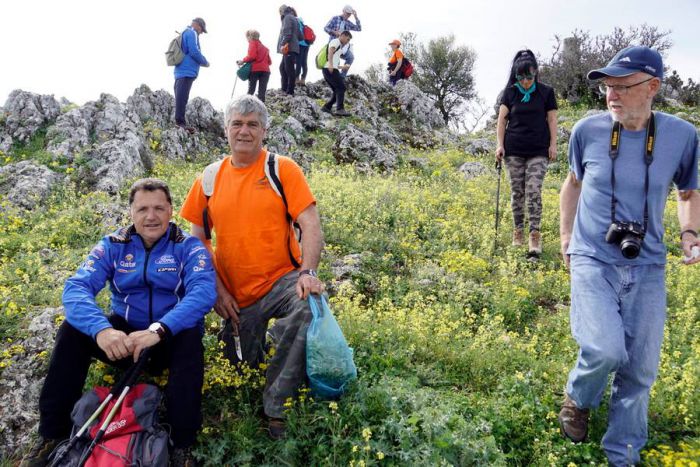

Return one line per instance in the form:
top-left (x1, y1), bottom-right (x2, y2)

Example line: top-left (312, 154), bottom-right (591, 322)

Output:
top-left (605, 221), bottom-right (645, 259)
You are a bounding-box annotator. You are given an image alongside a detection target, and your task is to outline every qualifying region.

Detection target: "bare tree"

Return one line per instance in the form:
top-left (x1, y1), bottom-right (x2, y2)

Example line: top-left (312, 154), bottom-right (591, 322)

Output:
top-left (539, 24), bottom-right (673, 105)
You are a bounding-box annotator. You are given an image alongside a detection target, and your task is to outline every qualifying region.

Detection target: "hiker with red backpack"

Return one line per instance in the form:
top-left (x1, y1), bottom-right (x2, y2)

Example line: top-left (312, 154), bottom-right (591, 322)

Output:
top-left (238, 30), bottom-right (272, 102)
top-left (20, 179), bottom-right (216, 467)
top-left (387, 39), bottom-right (411, 86)
top-left (292, 8), bottom-right (315, 86)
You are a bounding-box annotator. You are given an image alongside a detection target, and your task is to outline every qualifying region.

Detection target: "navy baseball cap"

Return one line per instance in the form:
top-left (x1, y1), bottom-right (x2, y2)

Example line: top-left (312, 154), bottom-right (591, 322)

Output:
top-left (193, 17), bottom-right (207, 33)
top-left (587, 46), bottom-right (663, 80)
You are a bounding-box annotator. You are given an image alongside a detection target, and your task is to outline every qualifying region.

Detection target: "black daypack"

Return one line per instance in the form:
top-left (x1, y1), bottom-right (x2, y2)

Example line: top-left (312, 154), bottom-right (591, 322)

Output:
top-left (49, 384), bottom-right (169, 467)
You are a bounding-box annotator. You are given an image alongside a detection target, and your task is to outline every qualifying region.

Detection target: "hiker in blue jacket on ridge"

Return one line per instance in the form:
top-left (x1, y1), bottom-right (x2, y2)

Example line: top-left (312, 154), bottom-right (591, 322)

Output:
top-left (174, 17), bottom-right (210, 133)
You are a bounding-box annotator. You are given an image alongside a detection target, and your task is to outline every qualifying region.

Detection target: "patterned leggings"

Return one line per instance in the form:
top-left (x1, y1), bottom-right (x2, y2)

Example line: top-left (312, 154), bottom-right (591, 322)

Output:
top-left (504, 155), bottom-right (548, 232)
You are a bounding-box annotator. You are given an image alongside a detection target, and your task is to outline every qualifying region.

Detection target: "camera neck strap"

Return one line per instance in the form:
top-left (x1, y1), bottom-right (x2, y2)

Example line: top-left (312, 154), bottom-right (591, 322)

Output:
top-left (609, 112), bottom-right (656, 232)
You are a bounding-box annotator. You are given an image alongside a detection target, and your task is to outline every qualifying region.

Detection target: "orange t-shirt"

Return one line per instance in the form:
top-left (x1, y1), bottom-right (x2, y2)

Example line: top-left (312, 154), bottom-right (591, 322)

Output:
top-left (389, 49), bottom-right (404, 64)
top-left (180, 150), bottom-right (315, 308)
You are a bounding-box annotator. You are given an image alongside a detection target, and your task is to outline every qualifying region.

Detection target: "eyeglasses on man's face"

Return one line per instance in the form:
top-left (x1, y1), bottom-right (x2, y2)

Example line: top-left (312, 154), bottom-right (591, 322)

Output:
top-left (598, 77), bottom-right (656, 96)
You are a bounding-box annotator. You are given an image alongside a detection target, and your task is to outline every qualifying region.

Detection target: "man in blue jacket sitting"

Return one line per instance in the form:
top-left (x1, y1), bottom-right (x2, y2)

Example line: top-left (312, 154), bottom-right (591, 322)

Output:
top-left (20, 178), bottom-right (217, 467)
top-left (174, 17), bottom-right (210, 133)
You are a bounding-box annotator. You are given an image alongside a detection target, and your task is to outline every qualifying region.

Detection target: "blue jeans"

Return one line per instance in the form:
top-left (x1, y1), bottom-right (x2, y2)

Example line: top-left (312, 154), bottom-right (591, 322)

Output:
top-left (566, 254), bottom-right (666, 466)
top-left (295, 45), bottom-right (309, 80)
top-left (340, 45), bottom-right (354, 78)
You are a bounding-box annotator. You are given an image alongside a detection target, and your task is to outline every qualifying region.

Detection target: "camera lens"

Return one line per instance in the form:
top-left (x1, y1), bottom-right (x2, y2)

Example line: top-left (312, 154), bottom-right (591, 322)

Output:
top-left (620, 234), bottom-right (642, 259)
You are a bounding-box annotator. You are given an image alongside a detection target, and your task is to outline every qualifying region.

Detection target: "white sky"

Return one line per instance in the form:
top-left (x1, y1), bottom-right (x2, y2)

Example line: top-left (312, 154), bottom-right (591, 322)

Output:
top-left (2, 0), bottom-right (699, 113)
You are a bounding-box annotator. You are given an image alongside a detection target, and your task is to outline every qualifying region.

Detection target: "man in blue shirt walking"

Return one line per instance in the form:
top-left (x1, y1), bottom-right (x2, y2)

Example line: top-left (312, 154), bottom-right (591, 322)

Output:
top-left (174, 17), bottom-right (210, 133)
top-left (558, 46), bottom-right (700, 466)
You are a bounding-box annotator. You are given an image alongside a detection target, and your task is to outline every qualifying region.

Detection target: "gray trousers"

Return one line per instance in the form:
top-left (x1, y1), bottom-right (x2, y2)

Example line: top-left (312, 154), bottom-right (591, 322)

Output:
top-left (504, 155), bottom-right (548, 232)
top-left (220, 270), bottom-right (312, 418)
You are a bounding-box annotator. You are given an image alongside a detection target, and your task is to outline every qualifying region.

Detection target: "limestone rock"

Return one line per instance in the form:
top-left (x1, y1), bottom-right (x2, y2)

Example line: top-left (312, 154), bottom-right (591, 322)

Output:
top-left (0, 90), bottom-right (61, 152)
top-left (458, 161), bottom-right (489, 180)
top-left (0, 161), bottom-right (64, 209)
top-left (464, 138), bottom-right (495, 156)
top-left (266, 125), bottom-right (297, 155)
top-left (333, 124), bottom-right (397, 171)
top-left (185, 97), bottom-right (225, 135)
top-left (159, 127), bottom-right (224, 162)
top-left (392, 80), bottom-right (445, 130)
top-left (126, 84), bottom-right (175, 128)
top-left (45, 107), bottom-right (92, 161)
top-left (0, 308), bottom-right (63, 458)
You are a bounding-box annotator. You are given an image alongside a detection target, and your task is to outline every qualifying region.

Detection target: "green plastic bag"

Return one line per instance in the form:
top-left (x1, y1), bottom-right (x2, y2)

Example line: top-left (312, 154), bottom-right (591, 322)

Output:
top-left (306, 295), bottom-right (357, 399)
top-left (237, 62), bottom-right (252, 81)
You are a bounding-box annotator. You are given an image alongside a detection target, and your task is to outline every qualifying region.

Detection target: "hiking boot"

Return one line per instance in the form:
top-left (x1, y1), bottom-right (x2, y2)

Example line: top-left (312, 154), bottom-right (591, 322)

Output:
top-left (171, 447), bottom-right (198, 467)
top-left (268, 418), bottom-right (287, 440)
top-left (334, 109), bottom-right (351, 117)
top-left (321, 105), bottom-right (332, 114)
top-left (176, 124), bottom-right (196, 135)
top-left (299, 78), bottom-right (306, 86)
top-left (20, 436), bottom-right (60, 467)
top-left (558, 394), bottom-right (589, 443)
top-left (512, 229), bottom-right (524, 247)
top-left (528, 230), bottom-right (542, 255)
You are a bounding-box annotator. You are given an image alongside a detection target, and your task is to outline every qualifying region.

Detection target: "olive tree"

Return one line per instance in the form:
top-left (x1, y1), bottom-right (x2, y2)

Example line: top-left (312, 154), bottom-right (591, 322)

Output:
top-left (412, 35), bottom-right (477, 125)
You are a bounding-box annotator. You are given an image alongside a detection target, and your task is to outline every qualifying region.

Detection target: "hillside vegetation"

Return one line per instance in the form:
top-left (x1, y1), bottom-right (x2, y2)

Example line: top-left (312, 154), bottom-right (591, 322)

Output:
top-left (0, 95), bottom-right (699, 465)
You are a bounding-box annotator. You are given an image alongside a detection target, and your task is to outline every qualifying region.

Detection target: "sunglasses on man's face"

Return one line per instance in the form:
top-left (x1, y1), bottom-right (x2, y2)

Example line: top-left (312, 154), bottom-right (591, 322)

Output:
top-left (516, 73), bottom-right (535, 81)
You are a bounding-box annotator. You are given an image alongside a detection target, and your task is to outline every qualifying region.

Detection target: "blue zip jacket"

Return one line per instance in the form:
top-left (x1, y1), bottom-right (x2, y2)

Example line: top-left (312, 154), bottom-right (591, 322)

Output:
top-left (62, 223), bottom-right (216, 339)
top-left (174, 26), bottom-right (209, 79)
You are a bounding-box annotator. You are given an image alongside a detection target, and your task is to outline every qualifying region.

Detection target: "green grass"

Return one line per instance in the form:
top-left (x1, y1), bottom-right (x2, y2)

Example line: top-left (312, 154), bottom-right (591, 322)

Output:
top-left (2, 104), bottom-right (700, 465)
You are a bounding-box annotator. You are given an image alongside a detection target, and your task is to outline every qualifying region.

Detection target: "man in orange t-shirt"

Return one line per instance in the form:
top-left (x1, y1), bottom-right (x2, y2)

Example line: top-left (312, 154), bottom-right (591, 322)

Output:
top-left (180, 94), bottom-right (324, 439)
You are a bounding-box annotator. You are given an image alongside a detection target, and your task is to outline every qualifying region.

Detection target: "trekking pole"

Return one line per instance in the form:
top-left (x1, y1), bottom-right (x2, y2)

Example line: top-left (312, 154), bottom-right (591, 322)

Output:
top-left (230, 73), bottom-right (239, 98)
top-left (48, 349), bottom-right (146, 467)
top-left (76, 347), bottom-right (152, 467)
top-left (493, 159), bottom-right (503, 256)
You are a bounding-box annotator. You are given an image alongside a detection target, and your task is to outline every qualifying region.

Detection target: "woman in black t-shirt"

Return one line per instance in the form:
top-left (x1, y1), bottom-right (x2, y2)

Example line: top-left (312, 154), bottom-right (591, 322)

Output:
top-left (495, 49), bottom-right (558, 259)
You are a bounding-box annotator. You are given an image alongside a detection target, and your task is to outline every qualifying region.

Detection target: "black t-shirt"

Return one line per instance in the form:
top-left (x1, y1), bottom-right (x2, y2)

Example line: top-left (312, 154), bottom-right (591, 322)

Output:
top-left (500, 82), bottom-right (558, 157)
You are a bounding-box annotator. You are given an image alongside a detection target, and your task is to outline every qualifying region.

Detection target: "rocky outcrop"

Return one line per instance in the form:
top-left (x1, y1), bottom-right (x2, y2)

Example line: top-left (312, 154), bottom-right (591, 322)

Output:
top-left (58, 94), bottom-right (149, 193)
top-left (0, 161), bottom-right (64, 209)
top-left (463, 138), bottom-right (495, 156)
top-left (0, 90), bottom-right (61, 152)
top-left (392, 80), bottom-right (445, 131)
top-left (333, 124), bottom-right (397, 171)
top-left (126, 84), bottom-right (175, 128)
top-left (1, 77), bottom-right (454, 202)
top-left (458, 161), bottom-right (489, 180)
top-left (0, 308), bottom-right (62, 458)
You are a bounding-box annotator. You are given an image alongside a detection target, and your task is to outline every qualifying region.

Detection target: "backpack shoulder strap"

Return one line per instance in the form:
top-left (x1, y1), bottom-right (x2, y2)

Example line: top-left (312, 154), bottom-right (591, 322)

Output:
top-left (201, 158), bottom-right (225, 240)
top-left (202, 159), bottom-right (224, 198)
top-left (264, 152), bottom-right (286, 204)
top-left (264, 152), bottom-right (302, 268)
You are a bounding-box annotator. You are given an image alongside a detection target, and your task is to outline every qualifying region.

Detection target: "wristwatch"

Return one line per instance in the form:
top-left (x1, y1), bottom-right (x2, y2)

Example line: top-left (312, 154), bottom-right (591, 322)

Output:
top-left (298, 269), bottom-right (317, 278)
top-left (148, 322), bottom-right (166, 340)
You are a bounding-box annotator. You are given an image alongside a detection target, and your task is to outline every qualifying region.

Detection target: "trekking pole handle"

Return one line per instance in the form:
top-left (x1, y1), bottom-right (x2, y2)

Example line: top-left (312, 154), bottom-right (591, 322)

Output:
top-left (108, 345), bottom-right (152, 397)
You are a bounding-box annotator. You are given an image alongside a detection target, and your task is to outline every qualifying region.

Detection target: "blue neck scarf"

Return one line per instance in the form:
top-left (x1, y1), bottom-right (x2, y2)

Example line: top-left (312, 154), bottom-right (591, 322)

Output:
top-left (514, 82), bottom-right (536, 102)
